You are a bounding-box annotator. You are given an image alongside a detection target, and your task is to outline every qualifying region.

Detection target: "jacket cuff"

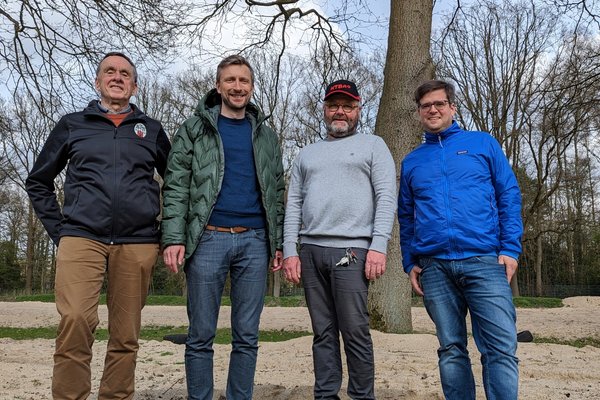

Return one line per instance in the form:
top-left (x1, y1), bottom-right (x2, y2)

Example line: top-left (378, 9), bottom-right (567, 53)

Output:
top-left (499, 251), bottom-right (520, 261)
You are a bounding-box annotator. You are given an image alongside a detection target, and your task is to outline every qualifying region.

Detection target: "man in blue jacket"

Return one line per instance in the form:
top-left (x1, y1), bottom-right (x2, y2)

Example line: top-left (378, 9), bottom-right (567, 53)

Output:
top-left (26, 52), bottom-right (171, 400)
top-left (398, 80), bottom-right (523, 400)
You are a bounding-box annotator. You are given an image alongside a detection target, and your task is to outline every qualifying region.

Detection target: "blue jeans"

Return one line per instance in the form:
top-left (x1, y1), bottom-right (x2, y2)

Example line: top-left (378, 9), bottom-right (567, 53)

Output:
top-left (184, 228), bottom-right (269, 400)
top-left (419, 256), bottom-right (518, 400)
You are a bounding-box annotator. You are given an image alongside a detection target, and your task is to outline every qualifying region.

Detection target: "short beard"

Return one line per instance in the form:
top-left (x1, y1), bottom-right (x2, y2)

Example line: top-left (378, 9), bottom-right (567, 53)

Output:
top-left (326, 121), bottom-right (356, 138)
top-left (222, 94), bottom-right (250, 111)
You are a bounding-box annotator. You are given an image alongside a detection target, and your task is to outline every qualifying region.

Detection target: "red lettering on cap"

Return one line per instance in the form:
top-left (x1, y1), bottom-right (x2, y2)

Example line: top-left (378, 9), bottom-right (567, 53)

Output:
top-left (330, 84), bottom-right (351, 90)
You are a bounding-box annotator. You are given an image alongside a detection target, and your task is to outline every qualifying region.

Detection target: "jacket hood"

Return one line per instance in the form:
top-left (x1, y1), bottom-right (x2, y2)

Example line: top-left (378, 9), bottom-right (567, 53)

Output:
top-left (424, 120), bottom-right (461, 143)
top-left (193, 88), bottom-right (266, 124)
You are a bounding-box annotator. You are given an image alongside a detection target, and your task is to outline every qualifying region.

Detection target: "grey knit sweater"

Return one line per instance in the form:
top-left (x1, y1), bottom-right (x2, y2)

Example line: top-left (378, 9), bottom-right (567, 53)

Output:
top-left (283, 132), bottom-right (397, 258)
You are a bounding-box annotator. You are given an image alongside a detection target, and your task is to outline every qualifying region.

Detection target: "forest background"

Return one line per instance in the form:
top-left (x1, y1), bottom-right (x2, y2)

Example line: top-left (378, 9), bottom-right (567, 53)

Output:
top-left (0, 0), bottom-right (599, 333)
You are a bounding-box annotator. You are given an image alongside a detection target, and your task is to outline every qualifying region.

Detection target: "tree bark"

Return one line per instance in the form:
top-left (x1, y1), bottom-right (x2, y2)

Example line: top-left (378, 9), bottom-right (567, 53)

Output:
top-left (368, 0), bottom-right (435, 333)
top-left (25, 203), bottom-right (36, 295)
top-left (535, 226), bottom-right (544, 297)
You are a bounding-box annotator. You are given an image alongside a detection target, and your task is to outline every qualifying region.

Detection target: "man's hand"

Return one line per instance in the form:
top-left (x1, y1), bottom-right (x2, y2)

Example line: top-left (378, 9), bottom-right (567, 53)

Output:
top-left (498, 255), bottom-right (518, 283)
top-left (365, 250), bottom-right (386, 280)
top-left (409, 266), bottom-right (424, 296)
top-left (282, 256), bottom-right (301, 284)
top-left (163, 245), bottom-right (185, 273)
top-left (271, 250), bottom-right (283, 272)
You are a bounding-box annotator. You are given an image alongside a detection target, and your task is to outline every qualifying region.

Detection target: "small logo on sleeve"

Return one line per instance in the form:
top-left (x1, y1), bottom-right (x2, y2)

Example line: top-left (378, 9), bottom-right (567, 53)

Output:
top-left (134, 123), bottom-right (147, 138)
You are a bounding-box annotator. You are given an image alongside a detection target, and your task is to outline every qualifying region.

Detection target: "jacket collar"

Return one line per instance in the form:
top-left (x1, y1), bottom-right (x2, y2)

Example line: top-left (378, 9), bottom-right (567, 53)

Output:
top-left (83, 100), bottom-right (143, 120)
top-left (424, 121), bottom-right (461, 143)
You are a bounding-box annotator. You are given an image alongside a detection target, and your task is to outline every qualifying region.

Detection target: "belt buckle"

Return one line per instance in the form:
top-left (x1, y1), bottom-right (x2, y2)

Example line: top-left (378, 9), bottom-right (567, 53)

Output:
top-left (230, 227), bottom-right (235, 234)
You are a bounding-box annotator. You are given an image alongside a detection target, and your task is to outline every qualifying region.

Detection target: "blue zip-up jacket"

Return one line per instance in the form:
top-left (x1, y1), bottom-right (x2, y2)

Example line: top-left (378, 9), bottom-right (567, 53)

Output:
top-left (398, 121), bottom-right (522, 273)
top-left (26, 100), bottom-right (171, 245)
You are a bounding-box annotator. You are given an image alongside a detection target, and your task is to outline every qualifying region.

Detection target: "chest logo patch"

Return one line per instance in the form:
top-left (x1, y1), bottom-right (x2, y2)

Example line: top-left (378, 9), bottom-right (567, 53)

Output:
top-left (134, 123), bottom-right (147, 138)
top-left (457, 150), bottom-right (468, 155)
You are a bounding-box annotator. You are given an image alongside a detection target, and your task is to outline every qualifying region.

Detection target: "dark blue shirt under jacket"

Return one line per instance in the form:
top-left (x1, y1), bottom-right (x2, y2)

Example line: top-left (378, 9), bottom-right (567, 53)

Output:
top-left (208, 115), bottom-right (266, 228)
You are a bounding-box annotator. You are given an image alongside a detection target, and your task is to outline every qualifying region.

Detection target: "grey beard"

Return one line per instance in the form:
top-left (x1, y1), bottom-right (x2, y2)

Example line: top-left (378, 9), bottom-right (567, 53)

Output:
top-left (327, 122), bottom-right (356, 138)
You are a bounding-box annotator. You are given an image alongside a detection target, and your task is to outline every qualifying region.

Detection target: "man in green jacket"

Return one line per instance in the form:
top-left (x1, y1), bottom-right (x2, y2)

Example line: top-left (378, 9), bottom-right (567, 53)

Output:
top-left (161, 55), bottom-right (285, 400)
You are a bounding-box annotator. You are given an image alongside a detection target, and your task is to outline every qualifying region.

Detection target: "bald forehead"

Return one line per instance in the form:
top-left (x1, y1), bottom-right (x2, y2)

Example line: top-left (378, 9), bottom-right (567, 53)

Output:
top-left (97, 55), bottom-right (137, 81)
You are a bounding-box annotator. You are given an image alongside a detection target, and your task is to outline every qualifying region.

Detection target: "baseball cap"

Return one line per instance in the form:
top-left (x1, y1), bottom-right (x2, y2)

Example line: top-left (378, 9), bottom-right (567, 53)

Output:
top-left (324, 80), bottom-right (360, 101)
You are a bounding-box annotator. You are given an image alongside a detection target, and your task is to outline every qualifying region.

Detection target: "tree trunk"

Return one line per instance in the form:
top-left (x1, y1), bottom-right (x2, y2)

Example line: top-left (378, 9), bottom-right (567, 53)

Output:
top-left (273, 270), bottom-right (281, 298)
top-left (510, 272), bottom-right (520, 297)
top-left (535, 229), bottom-right (543, 297)
top-left (25, 203), bottom-right (36, 295)
top-left (368, 0), bottom-right (435, 333)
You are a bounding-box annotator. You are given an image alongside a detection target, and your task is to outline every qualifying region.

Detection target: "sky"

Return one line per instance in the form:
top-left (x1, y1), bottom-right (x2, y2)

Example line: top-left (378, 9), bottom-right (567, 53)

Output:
top-left (0, 0), bottom-right (471, 101)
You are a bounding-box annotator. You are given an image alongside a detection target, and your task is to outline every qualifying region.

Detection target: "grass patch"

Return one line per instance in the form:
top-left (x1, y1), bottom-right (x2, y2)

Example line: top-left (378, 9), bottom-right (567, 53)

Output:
top-left (11, 294), bottom-right (307, 307)
top-left (532, 336), bottom-right (600, 348)
top-left (14, 294), bottom-right (57, 303)
top-left (411, 296), bottom-right (564, 309)
top-left (0, 327), bottom-right (58, 340)
top-left (0, 326), bottom-right (311, 343)
top-left (144, 296), bottom-right (186, 306)
top-left (513, 297), bottom-right (563, 308)
top-left (10, 294), bottom-right (565, 309)
top-left (264, 296), bottom-right (306, 307)
top-left (7, 327), bottom-right (596, 348)
top-left (9, 294), bottom-right (567, 309)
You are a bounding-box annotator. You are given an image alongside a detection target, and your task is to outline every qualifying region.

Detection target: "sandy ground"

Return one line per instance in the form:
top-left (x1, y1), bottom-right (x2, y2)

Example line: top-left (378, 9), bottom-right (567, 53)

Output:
top-left (1, 297), bottom-right (599, 399)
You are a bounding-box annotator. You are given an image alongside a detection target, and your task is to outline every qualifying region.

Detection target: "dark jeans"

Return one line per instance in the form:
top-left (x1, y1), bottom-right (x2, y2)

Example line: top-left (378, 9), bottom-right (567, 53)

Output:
top-left (300, 244), bottom-right (375, 400)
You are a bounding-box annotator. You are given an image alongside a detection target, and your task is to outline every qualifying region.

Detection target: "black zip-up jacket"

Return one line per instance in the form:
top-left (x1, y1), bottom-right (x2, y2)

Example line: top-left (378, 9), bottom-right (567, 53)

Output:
top-left (26, 100), bottom-right (171, 245)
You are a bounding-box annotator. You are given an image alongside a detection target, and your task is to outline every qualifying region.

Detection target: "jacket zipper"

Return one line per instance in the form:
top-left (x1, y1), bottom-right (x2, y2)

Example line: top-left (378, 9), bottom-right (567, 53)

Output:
top-left (110, 126), bottom-right (118, 244)
top-left (439, 135), bottom-right (457, 256)
top-left (438, 136), bottom-right (458, 258)
top-left (195, 116), bottom-right (224, 248)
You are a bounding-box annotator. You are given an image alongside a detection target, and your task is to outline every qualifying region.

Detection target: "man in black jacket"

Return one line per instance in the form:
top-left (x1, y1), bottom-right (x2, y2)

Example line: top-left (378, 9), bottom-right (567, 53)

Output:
top-left (26, 52), bottom-right (171, 400)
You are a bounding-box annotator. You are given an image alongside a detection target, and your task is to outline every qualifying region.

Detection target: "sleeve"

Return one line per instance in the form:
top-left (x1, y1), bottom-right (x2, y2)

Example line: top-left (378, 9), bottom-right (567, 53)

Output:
top-left (155, 124), bottom-right (172, 179)
top-left (160, 119), bottom-right (196, 247)
top-left (282, 153), bottom-right (304, 259)
top-left (25, 117), bottom-right (70, 245)
top-left (489, 138), bottom-right (523, 259)
top-left (273, 133), bottom-right (286, 250)
top-left (398, 161), bottom-right (417, 273)
top-left (368, 137), bottom-right (397, 254)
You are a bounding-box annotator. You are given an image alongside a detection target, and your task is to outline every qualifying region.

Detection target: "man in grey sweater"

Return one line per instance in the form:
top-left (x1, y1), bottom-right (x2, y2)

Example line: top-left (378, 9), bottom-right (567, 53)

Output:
top-left (282, 80), bottom-right (397, 399)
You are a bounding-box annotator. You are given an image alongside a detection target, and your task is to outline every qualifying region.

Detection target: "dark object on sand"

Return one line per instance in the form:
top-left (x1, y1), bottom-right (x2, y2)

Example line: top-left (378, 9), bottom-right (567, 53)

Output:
top-left (163, 333), bottom-right (188, 345)
top-left (517, 330), bottom-right (534, 343)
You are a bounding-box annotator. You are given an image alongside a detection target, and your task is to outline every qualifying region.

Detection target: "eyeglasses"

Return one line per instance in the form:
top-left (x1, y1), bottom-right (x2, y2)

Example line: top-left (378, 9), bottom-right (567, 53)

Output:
top-left (325, 104), bottom-right (359, 113)
top-left (418, 100), bottom-right (450, 111)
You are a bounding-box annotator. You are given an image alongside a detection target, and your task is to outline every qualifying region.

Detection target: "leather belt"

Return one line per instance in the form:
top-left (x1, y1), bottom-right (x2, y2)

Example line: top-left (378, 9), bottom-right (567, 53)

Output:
top-left (205, 225), bottom-right (250, 234)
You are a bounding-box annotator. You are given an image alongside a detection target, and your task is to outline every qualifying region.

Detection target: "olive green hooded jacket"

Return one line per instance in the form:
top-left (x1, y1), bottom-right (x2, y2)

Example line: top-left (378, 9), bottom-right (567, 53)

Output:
top-left (161, 89), bottom-right (285, 259)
